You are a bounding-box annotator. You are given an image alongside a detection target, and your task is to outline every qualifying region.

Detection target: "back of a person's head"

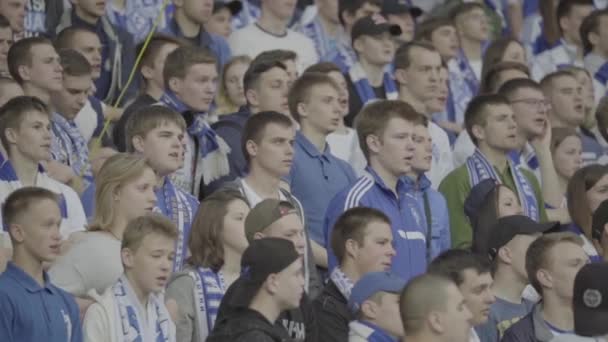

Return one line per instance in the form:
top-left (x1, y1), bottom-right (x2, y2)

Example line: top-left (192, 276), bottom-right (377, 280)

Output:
top-left (0, 95), bottom-right (49, 155)
top-left (330, 207), bottom-right (391, 266)
top-left (414, 16), bottom-right (454, 42)
top-left (304, 62), bottom-right (342, 75)
top-left (124, 105), bottom-right (186, 153)
top-left (241, 111), bottom-right (293, 164)
top-left (339, 0), bottom-right (383, 26)
top-left (580, 9), bottom-right (608, 55)
top-left (479, 61), bottom-right (529, 94)
top-left (464, 94), bottom-right (509, 145)
top-left (428, 249), bottom-right (491, 286)
top-left (163, 45), bottom-right (217, 90)
top-left (54, 27), bottom-right (94, 51)
top-left (253, 49), bottom-right (297, 66)
top-left (8, 36), bottom-right (53, 84)
top-left (59, 48), bottom-right (91, 77)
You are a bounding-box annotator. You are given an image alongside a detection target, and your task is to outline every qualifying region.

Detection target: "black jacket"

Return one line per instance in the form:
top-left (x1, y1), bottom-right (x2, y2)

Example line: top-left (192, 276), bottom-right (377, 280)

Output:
top-left (501, 304), bottom-right (555, 342)
top-left (208, 308), bottom-right (293, 342)
top-left (313, 279), bottom-right (353, 342)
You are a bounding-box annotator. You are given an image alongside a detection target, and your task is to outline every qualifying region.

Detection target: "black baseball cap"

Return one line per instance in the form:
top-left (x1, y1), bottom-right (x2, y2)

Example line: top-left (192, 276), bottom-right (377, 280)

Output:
top-left (229, 238), bottom-right (301, 308)
top-left (574, 263), bottom-right (608, 336)
top-left (381, 0), bottom-right (423, 18)
top-left (487, 215), bottom-right (560, 260)
top-left (464, 179), bottom-right (499, 224)
top-left (592, 199), bottom-right (608, 242)
top-left (213, 0), bottom-right (243, 15)
top-left (351, 14), bottom-right (403, 43)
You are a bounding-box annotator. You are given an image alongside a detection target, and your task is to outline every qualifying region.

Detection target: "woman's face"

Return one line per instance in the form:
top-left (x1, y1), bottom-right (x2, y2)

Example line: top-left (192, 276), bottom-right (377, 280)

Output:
top-left (221, 199), bottom-right (250, 255)
top-left (497, 186), bottom-right (524, 217)
top-left (553, 135), bottom-right (583, 180)
top-left (115, 167), bottom-right (158, 222)
top-left (224, 61), bottom-right (249, 107)
top-left (501, 41), bottom-right (527, 64)
top-left (586, 174), bottom-right (608, 213)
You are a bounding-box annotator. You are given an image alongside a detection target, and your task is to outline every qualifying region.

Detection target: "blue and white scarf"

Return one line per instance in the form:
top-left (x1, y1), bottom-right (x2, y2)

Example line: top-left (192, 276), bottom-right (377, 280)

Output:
top-left (456, 49), bottom-right (480, 95)
top-left (300, 16), bottom-right (339, 60)
top-left (50, 113), bottom-right (93, 182)
top-left (188, 267), bottom-right (227, 340)
top-left (106, 0), bottom-right (167, 43)
top-left (329, 267), bottom-right (354, 300)
top-left (232, 0), bottom-right (261, 30)
top-left (466, 149), bottom-right (539, 221)
top-left (448, 60), bottom-right (474, 125)
top-left (157, 178), bottom-right (192, 271)
top-left (348, 62), bottom-right (398, 105)
top-left (113, 275), bottom-right (173, 342)
top-left (159, 91), bottom-right (231, 186)
top-left (328, 36), bottom-right (357, 72)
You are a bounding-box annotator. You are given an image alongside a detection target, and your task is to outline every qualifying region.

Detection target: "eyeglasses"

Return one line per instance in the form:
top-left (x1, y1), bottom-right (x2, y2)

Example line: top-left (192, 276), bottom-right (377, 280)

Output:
top-left (509, 98), bottom-right (551, 110)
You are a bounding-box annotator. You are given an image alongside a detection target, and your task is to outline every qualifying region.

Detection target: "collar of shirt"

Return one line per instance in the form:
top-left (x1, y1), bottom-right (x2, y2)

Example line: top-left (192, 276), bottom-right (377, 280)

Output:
top-left (584, 52), bottom-right (606, 75)
top-left (295, 131), bottom-right (331, 161)
top-left (402, 174), bottom-right (431, 192)
top-left (364, 166), bottom-right (409, 196)
top-left (5, 262), bottom-right (57, 294)
top-left (560, 38), bottom-right (580, 62)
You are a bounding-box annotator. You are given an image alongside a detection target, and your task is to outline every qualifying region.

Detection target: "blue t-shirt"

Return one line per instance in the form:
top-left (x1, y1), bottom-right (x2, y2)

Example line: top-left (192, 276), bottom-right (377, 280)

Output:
top-left (475, 297), bottom-right (535, 342)
top-left (0, 262), bottom-right (82, 342)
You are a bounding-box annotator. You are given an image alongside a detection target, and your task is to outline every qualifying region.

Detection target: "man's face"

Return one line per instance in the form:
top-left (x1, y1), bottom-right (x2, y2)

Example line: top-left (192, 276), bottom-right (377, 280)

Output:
top-left (248, 123), bottom-right (295, 177)
top-left (397, 47), bottom-right (442, 103)
top-left (70, 31), bottom-right (103, 79)
top-left (11, 198), bottom-right (62, 263)
top-left (562, 4), bottom-right (594, 44)
top-left (508, 87), bottom-right (549, 139)
top-left (172, 63), bottom-right (218, 112)
top-left (274, 258), bottom-right (305, 310)
top-left (137, 122), bottom-right (185, 176)
top-left (459, 269), bottom-right (495, 326)
top-left (430, 25), bottom-right (459, 60)
top-left (73, 0), bottom-right (107, 20)
top-left (23, 44), bottom-right (63, 92)
top-left (317, 0), bottom-right (339, 24)
top-left (410, 124), bottom-right (432, 174)
top-left (123, 233), bottom-right (175, 295)
top-left (353, 220), bottom-right (396, 274)
top-left (0, 0), bottom-right (25, 32)
top-left (456, 8), bottom-right (489, 42)
top-left (327, 71), bottom-right (349, 116)
top-left (53, 74), bottom-right (92, 120)
top-left (8, 110), bottom-right (52, 162)
top-left (0, 26), bottom-right (13, 73)
top-left (543, 242), bottom-right (588, 301)
top-left (298, 83), bottom-right (342, 135)
top-left (370, 117), bottom-right (415, 177)
top-left (144, 42), bottom-right (179, 92)
top-left (425, 67), bottom-right (449, 113)
top-left (387, 13), bottom-right (414, 43)
top-left (548, 75), bottom-right (585, 127)
top-left (262, 213), bottom-right (306, 256)
top-left (248, 67), bottom-right (290, 115)
top-left (343, 2), bottom-right (381, 32)
top-left (474, 104), bottom-right (519, 152)
top-left (205, 7), bottom-right (233, 38)
top-left (263, 0), bottom-right (297, 21)
top-left (182, 0), bottom-right (214, 25)
top-left (440, 284), bottom-right (474, 342)
top-left (355, 33), bottom-right (396, 66)
top-left (503, 233), bottom-right (540, 282)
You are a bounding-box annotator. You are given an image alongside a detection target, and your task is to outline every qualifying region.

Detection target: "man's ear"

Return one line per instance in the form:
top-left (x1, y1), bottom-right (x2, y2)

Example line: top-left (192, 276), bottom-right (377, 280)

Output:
top-left (366, 134), bottom-right (382, 155)
top-left (360, 299), bottom-right (379, 320)
top-left (536, 268), bottom-right (553, 290)
top-left (121, 248), bottom-right (135, 269)
top-left (168, 77), bottom-right (181, 95)
top-left (246, 140), bottom-right (258, 160)
top-left (131, 135), bottom-right (145, 154)
top-left (394, 69), bottom-right (408, 85)
top-left (471, 124), bottom-right (486, 144)
top-left (345, 238), bottom-right (360, 260)
top-left (246, 89), bottom-right (259, 108)
top-left (17, 65), bottom-right (31, 83)
top-left (140, 65), bottom-right (155, 81)
top-left (8, 223), bottom-right (25, 244)
top-left (497, 246), bottom-right (512, 265)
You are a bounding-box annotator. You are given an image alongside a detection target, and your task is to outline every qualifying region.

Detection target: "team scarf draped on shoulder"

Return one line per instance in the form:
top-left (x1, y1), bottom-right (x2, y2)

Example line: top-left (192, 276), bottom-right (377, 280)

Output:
top-left (159, 91), bottom-right (231, 185)
top-left (348, 62), bottom-right (398, 105)
top-left (456, 49), bottom-right (480, 95)
top-left (188, 267), bottom-right (227, 340)
top-left (329, 267), bottom-right (354, 300)
top-left (466, 149), bottom-right (539, 221)
top-left (50, 112), bottom-right (93, 183)
top-left (113, 275), bottom-right (173, 342)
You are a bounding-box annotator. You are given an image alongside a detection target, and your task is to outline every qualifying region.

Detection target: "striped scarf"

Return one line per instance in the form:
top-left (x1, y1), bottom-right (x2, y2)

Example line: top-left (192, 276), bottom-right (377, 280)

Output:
top-left (348, 62), bottom-right (398, 105)
top-left (466, 149), bottom-right (539, 221)
top-left (50, 113), bottom-right (93, 182)
top-left (189, 267), bottom-right (227, 340)
top-left (113, 275), bottom-right (173, 342)
top-left (456, 49), bottom-right (480, 95)
top-left (329, 267), bottom-right (354, 300)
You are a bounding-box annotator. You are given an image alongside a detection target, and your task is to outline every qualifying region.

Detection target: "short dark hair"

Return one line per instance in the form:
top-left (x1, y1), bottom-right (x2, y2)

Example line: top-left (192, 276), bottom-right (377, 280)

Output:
top-left (498, 77), bottom-right (542, 101)
top-left (414, 17), bottom-right (454, 42)
top-left (59, 49), bottom-right (91, 77)
top-left (557, 0), bottom-right (594, 22)
top-left (330, 207), bottom-right (391, 265)
top-left (451, 2), bottom-right (486, 20)
top-left (339, 0), bottom-right (383, 26)
top-left (163, 45), bottom-right (217, 90)
top-left (428, 249), bottom-right (492, 286)
top-left (304, 62), bottom-right (342, 75)
top-left (394, 41), bottom-right (438, 71)
top-left (0, 96), bottom-right (50, 153)
top-left (54, 27), bottom-right (96, 51)
top-left (3, 186), bottom-right (59, 233)
top-left (580, 9), bottom-right (608, 55)
top-left (243, 60), bottom-right (287, 93)
top-left (241, 111), bottom-right (293, 164)
top-left (136, 34), bottom-right (185, 77)
top-left (288, 72), bottom-right (339, 122)
top-left (254, 49), bottom-right (297, 65)
top-left (540, 70), bottom-right (577, 94)
top-left (8, 37), bottom-right (54, 84)
top-left (596, 95), bottom-right (608, 143)
top-left (124, 105), bottom-right (187, 153)
top-left (479, 61), bottom-right (530, 94)
top-left (464, 94), bottom-right (510, 145)
top-left (0, 14), bottom-right (11, 29)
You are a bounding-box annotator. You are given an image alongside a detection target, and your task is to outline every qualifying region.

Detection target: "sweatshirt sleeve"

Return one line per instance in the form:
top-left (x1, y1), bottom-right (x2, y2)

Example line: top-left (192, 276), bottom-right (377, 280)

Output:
top-left (438, 166), bottom-right (473, 249)
top-left (165, 274), bottom-right (197, 342)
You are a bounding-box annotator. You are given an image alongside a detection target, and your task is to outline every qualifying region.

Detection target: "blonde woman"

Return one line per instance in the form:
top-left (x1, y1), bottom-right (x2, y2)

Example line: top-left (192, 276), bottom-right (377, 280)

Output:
top-left (213, 55), bottom-right (251, 116)
top-left (49, 153), bottom-right (157, 312)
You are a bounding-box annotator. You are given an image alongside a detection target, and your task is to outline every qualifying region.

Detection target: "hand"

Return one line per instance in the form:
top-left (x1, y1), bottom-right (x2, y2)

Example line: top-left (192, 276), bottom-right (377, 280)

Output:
top-left (44, 160), bottom-right (77, 184)
top-left (530, 119), bottom-right (552, 153)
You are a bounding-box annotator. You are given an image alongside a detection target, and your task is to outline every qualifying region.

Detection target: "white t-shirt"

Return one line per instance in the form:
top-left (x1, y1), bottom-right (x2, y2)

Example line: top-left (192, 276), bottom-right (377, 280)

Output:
top-left (241, 178), bottom-right (286, 207)
top-left (427, 122), bottom-right (454, 188)
top-left (228, 23), bottom-right (319, 73)
top-left (326, 128), bottom-right (366, 177)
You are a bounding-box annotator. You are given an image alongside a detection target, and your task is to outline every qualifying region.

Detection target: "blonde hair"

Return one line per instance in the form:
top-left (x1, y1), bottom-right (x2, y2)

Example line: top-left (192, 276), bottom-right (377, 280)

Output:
top-left (88, 153), bottom-right (154, 232)
top-left (214, 55), bottom-right (251, 116)
top-left (122, 213), bottom-right (178, 252)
